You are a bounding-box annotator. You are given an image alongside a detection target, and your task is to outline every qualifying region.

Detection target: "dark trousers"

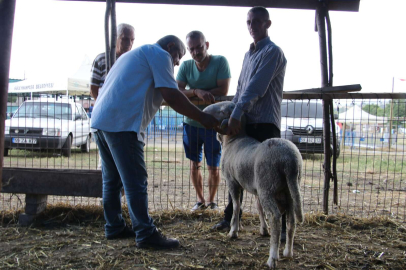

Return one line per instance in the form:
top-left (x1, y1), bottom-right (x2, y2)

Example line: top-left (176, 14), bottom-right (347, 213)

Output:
top-left (223, 123), bottom-right (286, 230)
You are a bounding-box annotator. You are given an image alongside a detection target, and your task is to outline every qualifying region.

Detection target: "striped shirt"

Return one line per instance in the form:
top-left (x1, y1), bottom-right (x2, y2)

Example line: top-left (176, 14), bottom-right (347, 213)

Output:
top-left (90, 53), bottom-right (107, 88)
top-left (231, 37), bottom-right (287, 129)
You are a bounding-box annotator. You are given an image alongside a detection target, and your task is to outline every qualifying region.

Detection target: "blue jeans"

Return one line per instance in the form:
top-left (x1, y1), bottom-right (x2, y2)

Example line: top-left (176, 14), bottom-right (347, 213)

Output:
top-left (94, 130), bottom-right (155, 242)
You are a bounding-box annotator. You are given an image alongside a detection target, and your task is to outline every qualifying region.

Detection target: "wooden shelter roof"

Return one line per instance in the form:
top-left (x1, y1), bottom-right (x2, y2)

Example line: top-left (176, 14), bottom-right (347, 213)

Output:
top-left (63, 0), bottom-right (360, 12)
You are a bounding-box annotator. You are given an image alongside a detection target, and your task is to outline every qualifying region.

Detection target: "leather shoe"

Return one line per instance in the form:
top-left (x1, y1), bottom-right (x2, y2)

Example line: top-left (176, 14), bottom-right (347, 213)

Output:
top-left (136, 229), bottom-right (180, 249)
top-left (211, 220), bottom-right (230, 231)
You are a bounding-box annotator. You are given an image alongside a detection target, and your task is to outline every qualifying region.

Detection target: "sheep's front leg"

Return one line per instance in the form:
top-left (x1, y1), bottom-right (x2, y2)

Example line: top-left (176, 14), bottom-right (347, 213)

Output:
top-left (228, 185), bottom-right (241, 239)
top-left (257, 197), bottom-right (269, 236)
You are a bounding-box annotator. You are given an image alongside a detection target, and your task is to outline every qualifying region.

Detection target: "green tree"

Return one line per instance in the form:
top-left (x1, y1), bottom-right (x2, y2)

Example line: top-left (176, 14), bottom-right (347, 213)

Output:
top-left (362, 104), bottom-right (386, 116)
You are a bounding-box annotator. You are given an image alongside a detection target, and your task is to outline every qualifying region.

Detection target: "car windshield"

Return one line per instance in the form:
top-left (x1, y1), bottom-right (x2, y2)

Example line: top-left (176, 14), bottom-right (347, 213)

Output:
top-left (281, 101), bottom-right (324, 118)
top-left (13, 102), bottom-right (72, 120)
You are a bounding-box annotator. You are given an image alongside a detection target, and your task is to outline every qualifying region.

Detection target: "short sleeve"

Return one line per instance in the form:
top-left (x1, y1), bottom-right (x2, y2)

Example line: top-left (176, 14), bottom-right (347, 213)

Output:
top-left (217, 56), bottom-right (231, 80)
top-left (146, 47), bottom-right (178, 90)
top-left (90, 57), bottom-right (103, 87)
top-left (176, 61), bottom-right (188, 83)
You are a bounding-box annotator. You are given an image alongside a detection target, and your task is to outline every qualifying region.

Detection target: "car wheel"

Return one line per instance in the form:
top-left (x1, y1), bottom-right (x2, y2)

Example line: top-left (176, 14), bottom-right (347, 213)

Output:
top-left (4, 148), bottom-right (9, 157)
top-left (81, 135), bottom-right (90, 153)
top-left (62, 135), bottom-right (72, 157)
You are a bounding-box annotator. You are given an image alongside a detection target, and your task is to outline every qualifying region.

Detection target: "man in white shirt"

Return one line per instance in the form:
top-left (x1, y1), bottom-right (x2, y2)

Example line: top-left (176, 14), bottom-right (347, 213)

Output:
top-left (92, 35), bottom-right (219, 249)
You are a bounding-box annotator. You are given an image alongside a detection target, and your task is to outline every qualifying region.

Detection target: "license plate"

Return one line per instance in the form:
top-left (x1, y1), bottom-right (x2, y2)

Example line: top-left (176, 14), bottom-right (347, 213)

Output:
top-left (12, 138), bottom-right (37, 144)
top-left (299, 137), bottom-right (322, 144)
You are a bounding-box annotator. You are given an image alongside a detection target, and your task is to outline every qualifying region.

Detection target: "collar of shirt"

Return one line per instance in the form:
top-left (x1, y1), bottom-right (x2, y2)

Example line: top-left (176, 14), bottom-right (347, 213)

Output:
top-left (249, 36), bottom-right (271, 52)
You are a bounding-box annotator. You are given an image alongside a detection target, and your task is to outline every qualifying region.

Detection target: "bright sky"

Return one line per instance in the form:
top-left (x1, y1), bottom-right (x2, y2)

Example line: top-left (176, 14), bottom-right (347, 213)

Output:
top-left (8, 0), bottom-right (406, 95)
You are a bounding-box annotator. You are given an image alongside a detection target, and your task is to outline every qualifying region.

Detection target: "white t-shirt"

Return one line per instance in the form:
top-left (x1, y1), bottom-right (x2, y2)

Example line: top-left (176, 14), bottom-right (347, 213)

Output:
top-left (91, 44), bottom-right (178, 142)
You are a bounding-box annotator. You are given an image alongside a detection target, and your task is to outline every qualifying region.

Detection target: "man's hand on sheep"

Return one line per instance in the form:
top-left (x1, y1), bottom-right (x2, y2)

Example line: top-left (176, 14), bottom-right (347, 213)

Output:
top-left (199, 113), bottom-right (221, 130)
top-left (227, 117), bottom-right (241, 136)
top-left (195, 89), bottom-right (215, 104)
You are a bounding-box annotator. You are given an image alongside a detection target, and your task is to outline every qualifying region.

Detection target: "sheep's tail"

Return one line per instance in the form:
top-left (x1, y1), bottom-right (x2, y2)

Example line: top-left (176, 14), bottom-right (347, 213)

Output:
top-left (286, 164), bottom-right (303, 223)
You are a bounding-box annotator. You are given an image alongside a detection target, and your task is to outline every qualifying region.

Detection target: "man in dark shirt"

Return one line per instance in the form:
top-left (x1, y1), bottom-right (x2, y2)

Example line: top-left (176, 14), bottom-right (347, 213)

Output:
top-left (212, 6), bottom-right (288, 241)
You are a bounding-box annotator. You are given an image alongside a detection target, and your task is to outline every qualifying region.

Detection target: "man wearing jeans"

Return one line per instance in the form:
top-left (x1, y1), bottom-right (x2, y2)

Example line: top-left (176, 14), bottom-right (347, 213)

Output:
top-left (212, 6), bottom-right (288, 241)
top-left (177, 31), bottom-right (231, 211)
top-left (91, 35), bottom-right (219, 249)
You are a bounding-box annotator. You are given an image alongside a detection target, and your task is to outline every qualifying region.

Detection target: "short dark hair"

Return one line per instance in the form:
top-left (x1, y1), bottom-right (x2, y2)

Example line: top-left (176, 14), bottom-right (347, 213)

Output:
top-left (248, 6), bottom-right (270, 20)
top-left (186, 31), bottom-right (206, 42)
top-left (156, 35), bottom-right (186, 55)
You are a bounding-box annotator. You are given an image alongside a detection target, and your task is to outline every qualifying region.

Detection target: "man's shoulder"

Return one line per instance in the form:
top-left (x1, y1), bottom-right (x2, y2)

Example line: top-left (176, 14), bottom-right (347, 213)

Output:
top-left (139, 44), bottom-right (166, 56)
top-left (94, 52), bottom-right (105, 62)
top-left (212, 55), bottom-right (227, 61)
top-left (265, 41), bottom-right (284, 54)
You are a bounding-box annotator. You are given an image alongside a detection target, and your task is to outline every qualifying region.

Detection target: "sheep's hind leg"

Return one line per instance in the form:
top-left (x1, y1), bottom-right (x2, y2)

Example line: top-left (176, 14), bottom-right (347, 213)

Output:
top-left (260, 196), bottom-right (282, 269)
top-left (283, 202), bottom-right (296, 258)
top-left (228, 183), bottom-right (242, 239)
top-left (257, 196), bottom-right (269, 236)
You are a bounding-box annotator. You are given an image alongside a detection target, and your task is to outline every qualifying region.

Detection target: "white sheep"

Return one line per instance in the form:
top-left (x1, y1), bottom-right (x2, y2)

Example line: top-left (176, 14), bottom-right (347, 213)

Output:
top-left (204, 101), bottom-right (303, 269)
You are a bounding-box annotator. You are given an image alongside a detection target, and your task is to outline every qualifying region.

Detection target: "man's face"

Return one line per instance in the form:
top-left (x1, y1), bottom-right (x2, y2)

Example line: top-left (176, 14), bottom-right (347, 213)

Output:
top-left (246, 11), bottom-right (271, 43)
top-left (186, 37), bottom-right (209, 63)
top-left (168, 45), bottom-right (185, 67)
top-left (116, 28), bottom-right (135, 55)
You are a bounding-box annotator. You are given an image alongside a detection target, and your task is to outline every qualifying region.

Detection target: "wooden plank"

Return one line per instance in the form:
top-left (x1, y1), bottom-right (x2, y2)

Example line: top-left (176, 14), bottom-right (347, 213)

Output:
top-left (61, 0), bottom-right (360, 12)
top-left (163, 90), bottom-right (406, 106)
top-left (286, 84), bottom-right (362, 93)
top-left (1, 168), bottom-right (102, 198)
top-left (283, 92), bottom-right (406, 100)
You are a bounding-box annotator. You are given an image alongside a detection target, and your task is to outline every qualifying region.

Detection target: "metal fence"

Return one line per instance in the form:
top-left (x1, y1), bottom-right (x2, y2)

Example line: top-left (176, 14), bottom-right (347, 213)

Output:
top-left (1, 93), bottom-right (405, 222)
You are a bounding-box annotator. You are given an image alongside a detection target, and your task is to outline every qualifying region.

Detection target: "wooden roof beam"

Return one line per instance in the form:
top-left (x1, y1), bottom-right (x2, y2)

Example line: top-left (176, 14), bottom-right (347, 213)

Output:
top-left (61, 0), bottom-right (360, 12)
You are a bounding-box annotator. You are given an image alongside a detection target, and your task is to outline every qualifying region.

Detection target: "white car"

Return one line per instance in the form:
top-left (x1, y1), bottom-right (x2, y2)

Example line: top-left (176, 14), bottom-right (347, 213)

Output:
top-left (281, 100), bottom-right (341, 157)
top-left (4, 98), bottom-right (91, 157)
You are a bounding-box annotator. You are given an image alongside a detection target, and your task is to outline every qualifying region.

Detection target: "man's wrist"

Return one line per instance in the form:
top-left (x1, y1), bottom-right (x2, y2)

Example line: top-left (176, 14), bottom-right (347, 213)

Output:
top-left (193, 89), bottom-right (198, 96)
top-left (230, 106), bottom-right (243, 121)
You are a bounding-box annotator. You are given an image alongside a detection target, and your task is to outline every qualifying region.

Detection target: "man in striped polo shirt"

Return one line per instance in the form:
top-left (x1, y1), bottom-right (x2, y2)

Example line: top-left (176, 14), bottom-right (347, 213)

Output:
top-left (90, 23), bottom-right (135, 170)
top-left (212, 6), bottom-right (288, 241)
top-left (90, 23), bottom-right (135, 100)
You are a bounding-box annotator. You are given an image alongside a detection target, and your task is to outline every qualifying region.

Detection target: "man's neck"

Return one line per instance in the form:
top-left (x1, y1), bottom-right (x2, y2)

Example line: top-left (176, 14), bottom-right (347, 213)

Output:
top-left (254, 35), bottom-right (268, 46)
top-left (195, 54), bottom-right (211, 72)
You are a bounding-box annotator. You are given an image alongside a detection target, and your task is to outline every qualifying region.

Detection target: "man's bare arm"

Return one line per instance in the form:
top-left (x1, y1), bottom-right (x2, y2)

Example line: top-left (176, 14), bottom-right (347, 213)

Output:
top-left (90, 85), bottom-right (99, 100)
top-left (177, 80), bottom-right (196, 98)
top-left (204, 78), bottom-right (230, 96)
top-left (158, 87), bottom-right (219, 129)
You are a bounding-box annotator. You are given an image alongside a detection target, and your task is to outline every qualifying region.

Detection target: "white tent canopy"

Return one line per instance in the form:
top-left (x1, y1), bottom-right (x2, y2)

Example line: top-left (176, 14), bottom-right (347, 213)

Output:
top-left (8, 57), bottom-right (91, 96)
top-left (338, 105), bottom-right (387, 124)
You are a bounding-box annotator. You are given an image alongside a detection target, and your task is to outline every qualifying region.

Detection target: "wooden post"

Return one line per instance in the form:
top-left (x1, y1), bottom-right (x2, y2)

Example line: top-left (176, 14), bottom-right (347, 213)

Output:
top-left (316, 2), bottom-right (332, 214)
top-left (19, 194), bottom-right (48, 226)
top-left (0, 0), bottom-right (17, 191)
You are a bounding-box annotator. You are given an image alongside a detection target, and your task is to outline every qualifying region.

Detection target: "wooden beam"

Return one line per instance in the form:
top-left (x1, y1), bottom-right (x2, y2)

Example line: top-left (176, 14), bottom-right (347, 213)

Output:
top-left (61, 0), bottom-right (360, 12)
top-left (1, 168), bottom-right (102, 198)
top-left (286, 84), bottom-right (362, 93)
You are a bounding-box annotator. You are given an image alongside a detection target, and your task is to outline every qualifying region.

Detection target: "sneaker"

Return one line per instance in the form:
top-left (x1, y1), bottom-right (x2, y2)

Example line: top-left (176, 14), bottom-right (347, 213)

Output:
top-left (191, 202), bottom-right (206, 211)
top-left (136, 229), bottom-right (180, 249)
top-left (211, 220), bottom-right (230, 231)
top-left (106, 226), bottom-right (136, 240)
top-left (206, 202), bottom-right (219, 210)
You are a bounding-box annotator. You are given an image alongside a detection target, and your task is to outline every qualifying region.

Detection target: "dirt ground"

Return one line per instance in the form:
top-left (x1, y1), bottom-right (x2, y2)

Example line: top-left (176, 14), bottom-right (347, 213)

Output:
top-left (0, 205), bottom-right (405, 269)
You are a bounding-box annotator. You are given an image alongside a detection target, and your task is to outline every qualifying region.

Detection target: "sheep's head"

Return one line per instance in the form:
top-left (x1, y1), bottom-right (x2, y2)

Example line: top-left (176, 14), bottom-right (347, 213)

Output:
top-left (203, 101), bottom-right (235, 135)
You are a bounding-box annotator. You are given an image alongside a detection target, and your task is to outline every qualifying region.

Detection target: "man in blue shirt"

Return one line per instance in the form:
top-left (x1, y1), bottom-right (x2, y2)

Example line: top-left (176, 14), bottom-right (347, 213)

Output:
top-left (212, 7), bottom-right (288, 241)
top-left (92, 35), bottom-right (219, 249)
top-left (177, 31), bottom-right (231, 211)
